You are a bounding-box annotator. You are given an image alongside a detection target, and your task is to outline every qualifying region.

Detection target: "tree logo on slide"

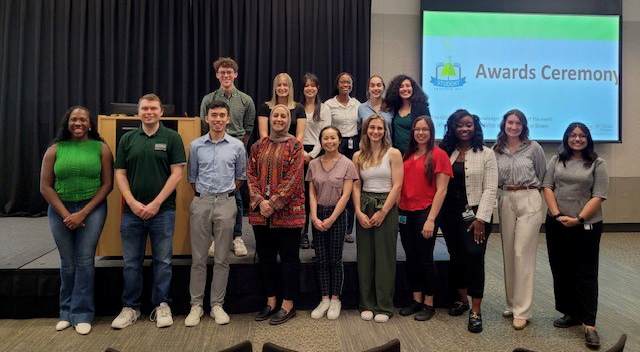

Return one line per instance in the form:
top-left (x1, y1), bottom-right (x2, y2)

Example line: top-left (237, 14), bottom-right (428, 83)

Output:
top-left (431, 56), bottom-right (466, 88)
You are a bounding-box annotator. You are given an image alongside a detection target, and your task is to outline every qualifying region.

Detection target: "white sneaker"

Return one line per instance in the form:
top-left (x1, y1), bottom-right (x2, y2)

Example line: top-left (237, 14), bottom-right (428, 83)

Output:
top-left (311, 299), bottom-right (331, 319)
top-left (360, 310), bottom-right (374, 321)
top-left (233, 237), bottom-right (248, 257)
top-left (208, 240), bottom-right (215, 257)
top-left (111, 307), bottom-right (141, 329)
top-left (211, 305), bottom-right (230, 325)
top-left (150, 302), bottom-right (173, 328)
top-left (56, 320), bottom-right (71, 331)
top-left (374, 314), bottom-right (389, 323)
top-left (75, 323), bottom-right (91, 335)
top-left (327, 299), bottom-right (341, 320)
top-left (184, 305), bottom-right (204, 327)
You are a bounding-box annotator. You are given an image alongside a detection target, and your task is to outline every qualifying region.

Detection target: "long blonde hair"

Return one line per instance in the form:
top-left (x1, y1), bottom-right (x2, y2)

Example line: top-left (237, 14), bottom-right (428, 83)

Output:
top-left (358, 115), bottom-right (391, 169)
top-left (266, 73), bottom-right (296, 110)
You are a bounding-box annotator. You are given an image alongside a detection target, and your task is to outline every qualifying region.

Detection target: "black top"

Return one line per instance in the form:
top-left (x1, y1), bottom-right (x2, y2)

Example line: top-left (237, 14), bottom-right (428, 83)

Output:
top-left (444, 161), bottom-right (468, 212)
top-left (248, 102), bottom-right (305, 147)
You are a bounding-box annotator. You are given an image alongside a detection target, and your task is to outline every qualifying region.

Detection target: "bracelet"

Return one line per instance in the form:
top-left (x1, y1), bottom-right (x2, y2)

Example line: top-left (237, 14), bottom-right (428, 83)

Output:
top-left (122, 190), bottom-right (132, 197)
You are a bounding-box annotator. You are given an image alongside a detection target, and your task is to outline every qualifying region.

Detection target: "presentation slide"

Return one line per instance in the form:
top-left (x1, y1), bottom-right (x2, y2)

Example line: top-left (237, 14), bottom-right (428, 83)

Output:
top-left (422, 11), bottom-right (620, 141)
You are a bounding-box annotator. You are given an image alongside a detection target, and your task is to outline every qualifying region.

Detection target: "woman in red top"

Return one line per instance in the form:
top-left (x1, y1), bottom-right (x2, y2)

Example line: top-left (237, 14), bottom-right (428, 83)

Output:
top-left (248, 105), bottom-right (305, 325)
top-left (398, 116), bottom-right (453, 321)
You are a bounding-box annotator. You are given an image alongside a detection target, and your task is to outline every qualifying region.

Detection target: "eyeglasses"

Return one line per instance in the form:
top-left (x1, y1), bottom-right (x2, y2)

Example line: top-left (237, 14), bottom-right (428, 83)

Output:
top-left (217, 70), bottom-right (235, 76)
top-left (569, 133), bottom-right (588, 139)
top-left (412, 128), bottom-right (430, 133)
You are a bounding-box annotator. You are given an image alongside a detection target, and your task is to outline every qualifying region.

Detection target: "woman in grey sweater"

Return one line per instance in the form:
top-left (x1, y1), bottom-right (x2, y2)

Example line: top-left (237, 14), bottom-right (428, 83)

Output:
top-left (542, 122), bottom-right (608, 349)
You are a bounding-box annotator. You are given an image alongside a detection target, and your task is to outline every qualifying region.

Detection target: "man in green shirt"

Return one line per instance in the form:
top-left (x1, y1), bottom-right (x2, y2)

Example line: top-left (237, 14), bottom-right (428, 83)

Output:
top-left (111, 94), bottom-right (186, 330)
top-left (199, 57), bottom-right (255, 257)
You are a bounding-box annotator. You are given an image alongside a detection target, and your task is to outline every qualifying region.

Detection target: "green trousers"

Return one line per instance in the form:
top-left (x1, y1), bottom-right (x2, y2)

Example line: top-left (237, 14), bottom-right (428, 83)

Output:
top-left (356, 191), bottom-right (398, 317)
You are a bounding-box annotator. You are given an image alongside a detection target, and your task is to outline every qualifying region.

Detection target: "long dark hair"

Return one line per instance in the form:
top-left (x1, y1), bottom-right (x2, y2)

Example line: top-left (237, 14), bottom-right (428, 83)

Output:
top-left (332, 72), bottom-right (354, 97)
top-left (494, 109), bottom-right (530, 154)
top-left (51, 105), bottom-right (103, 145)
top-left (439, 109), bottom-right (484, 155)
top-left (384, 74), bottom-right (428, 113)
top-left (404, 116), bottom-right (436, 184)
top-left (300, 73), bottom-right (322, 122)
top-left (558, 122), bottom-right (598, 167)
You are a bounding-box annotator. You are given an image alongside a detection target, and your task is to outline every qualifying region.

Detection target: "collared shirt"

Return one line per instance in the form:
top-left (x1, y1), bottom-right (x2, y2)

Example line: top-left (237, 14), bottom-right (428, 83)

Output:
top-left (302, 103), bottom-right (332, 158)
top-left (188, 132), bottom-right (247, 195)
top-left (325, 96), bottom-right (361, 137)
top-left (357, 100), bottom-right (393, 134)
top-left (199, 87), bottom-right (256, 138)
top-left (494, 140), bottom-right (546, 188)
top-left (114, 123), bottom-right (186, 213)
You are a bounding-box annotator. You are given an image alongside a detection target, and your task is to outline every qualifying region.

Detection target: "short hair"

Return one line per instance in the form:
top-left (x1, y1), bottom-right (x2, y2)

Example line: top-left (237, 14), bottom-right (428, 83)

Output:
top-left (213, 57), bottom-right (239, 72)
top-left (139, 93), bottom-right (163, 107)
top-left (318, 125), bottom-right (342, 144)
top-left (333, 72), bottom-right (354, 97)
top-left (206, 100), bottom-right (230, 115)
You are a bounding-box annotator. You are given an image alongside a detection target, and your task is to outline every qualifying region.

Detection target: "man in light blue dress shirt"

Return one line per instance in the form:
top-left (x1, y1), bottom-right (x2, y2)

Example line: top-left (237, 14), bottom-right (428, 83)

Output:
top-left (185, 101), bottom-right (247, 327)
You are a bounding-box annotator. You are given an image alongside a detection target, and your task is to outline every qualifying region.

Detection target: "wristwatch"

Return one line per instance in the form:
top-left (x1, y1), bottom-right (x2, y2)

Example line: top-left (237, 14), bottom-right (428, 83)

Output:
top-left (577, 216), bottom-right (585, 224)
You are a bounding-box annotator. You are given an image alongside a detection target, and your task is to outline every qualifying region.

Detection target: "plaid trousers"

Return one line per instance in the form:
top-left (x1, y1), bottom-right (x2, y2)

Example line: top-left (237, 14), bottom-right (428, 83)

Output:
top-left (312, 205), bottom-right (347, 296)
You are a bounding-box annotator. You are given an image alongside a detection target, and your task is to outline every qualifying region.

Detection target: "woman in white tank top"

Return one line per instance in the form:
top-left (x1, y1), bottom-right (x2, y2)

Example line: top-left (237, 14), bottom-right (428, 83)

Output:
top-left (352, 115), bottom-right (404, 323)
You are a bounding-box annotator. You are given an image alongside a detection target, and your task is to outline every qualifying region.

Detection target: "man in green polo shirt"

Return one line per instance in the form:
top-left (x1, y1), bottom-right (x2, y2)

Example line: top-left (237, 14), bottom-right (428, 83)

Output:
top-left (200, 57), bottom-right (255, 258)
top-left (111, 93), bottom-right (186, 330)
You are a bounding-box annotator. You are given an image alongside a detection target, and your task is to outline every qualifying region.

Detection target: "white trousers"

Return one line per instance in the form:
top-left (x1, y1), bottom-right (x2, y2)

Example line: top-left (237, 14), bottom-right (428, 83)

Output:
top-left (498, 188), bottom-right (543, 320)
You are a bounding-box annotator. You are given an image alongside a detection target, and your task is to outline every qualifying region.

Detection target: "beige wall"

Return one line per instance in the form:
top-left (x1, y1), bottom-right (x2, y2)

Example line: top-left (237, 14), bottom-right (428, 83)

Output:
top-left (371, 0), bottom-right (640, 222)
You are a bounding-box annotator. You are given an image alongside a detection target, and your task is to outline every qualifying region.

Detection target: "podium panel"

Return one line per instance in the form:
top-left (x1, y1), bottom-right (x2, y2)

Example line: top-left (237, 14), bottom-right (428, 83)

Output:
top-left (96, 115), bottom-right (200, 256)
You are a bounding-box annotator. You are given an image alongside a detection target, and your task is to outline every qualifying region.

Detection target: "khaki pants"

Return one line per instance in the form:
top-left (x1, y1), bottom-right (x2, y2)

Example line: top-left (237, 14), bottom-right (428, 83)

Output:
top-left (498, 188), bottom-right (543, 319)
top-left (189, 194), bottom-right (237, 307)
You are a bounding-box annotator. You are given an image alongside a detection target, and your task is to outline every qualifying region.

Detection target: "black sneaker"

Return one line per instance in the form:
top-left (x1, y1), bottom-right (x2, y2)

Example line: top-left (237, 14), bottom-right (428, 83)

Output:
top-left (399, 300), bottom-right (423, 316)
top-left (300, 235), bottom-right (310, 249)
top-left (553, 315), bottom-right (582, 328)
top-left (468, 311), bottom-right (483, 333)
top-left (448, 300), bottom-right (470, 316)
top-left (415, 305), bottom-right (436, 321)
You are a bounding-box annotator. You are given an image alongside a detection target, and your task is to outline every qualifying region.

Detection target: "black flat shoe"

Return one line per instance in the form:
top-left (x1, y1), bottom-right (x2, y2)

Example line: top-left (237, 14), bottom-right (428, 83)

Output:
top-left (468, 311), bottom-right (483, 333)
top-left (585, 329), bottom-right (601, 349)
top-left (255, 306), bottom-right (276, 321)
top-left (300, 235), bottom-right (310, 249)
top-left (448, 300), bottom-right (470, 316)
top-left (553, 315), bottom-right (582, 328)
top-left (415, 305), bottom-right (436, 321)
top-left (269, 308), bottom-right (296, 325)
top-left (399, 300), bottom-right (423, 316)
top-left (344, 233), bottom-right (355, 243)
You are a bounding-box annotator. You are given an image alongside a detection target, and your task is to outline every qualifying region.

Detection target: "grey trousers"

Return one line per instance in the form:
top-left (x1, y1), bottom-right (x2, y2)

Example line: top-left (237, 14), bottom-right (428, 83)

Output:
top-left (189, 193), bottom-right (237, 307)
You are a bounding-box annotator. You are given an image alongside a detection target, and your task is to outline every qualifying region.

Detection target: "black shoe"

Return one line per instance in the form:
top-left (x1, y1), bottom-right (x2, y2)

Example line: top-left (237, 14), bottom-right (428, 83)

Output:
top-left (448, 300), bottom-right (470, 316)
top-left (255, 306), bottom-right (276, 321)
top-left (585, 329), bottom-right (601, 349)
top-left (468, 311), bottom-right (483, 333)
top-left (300, 235), bottom-right (310, 249)
top-left (269, 308), bottom-right (296, 325)
top-left (399, 300), bottom-right (423, 316)
top-left (344, 233), bottom-right (354, 243)
top-left (553, 315), bottom-right (582, 328)
top-left (415, 305), bottom-right (436, 321)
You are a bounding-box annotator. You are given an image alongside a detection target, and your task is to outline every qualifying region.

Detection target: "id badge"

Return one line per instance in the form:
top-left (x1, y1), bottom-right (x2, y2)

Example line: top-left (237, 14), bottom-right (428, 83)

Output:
top-left (348, 138), bottom-right (354, 150)
top-left (398, 215), bottom-right (407, 224)
top-left (462, 208), bottom-right (475, 222)
top-left (584, 224), bottom-right (593, 230)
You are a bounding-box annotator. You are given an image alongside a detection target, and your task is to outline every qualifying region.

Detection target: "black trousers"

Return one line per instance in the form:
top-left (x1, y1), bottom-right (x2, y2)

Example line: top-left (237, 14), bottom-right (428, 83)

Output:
top-left (399, 207), bottom-right (438, 296)
top-left (339, 136), bottom-right (359, 235)
top-left (439, 207), bottom-right (491, 299)
top-left (545, 215), bottom-right (602, 326)
top-left (302, 144), bottom-right (315, 238)
top-left (253, 225), bottom-right (301, 301)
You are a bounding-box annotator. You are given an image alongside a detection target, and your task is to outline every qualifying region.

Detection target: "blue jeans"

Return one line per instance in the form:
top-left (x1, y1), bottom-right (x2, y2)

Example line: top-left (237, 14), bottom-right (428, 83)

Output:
top-left (48, 200), bottom-right (107, 325)
top-left (120, 209), bottom-right (175, 308)
top-left (234, 192), bottom-right (243, 237)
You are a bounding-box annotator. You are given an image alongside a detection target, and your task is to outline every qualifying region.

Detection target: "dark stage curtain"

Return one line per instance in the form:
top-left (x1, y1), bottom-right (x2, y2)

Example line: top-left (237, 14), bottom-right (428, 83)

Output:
top-left (0, 0), bottom-right (371, 216)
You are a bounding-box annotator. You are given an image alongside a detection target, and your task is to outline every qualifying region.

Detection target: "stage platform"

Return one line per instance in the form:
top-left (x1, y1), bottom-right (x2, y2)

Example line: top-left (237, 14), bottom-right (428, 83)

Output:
top-left (0, 217), bottom-right (455, 319)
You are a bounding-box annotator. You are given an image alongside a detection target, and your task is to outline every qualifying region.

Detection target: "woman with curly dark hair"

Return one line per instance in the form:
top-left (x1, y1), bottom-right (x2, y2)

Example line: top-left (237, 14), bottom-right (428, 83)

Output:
top-left (384, 74), bottom-right (430, 155)
top-left (439, 109), bottom-right (498, 333)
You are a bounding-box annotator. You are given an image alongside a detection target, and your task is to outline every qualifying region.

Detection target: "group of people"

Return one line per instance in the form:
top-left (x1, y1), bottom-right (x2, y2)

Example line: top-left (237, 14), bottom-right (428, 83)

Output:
top-left (40, 57), bottom-right (609, 349)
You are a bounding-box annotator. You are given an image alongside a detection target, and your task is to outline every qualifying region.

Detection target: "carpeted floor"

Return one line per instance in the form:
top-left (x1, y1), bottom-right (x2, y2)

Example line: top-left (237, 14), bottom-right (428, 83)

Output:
top-left (0, 232), bottom-right (638, 352)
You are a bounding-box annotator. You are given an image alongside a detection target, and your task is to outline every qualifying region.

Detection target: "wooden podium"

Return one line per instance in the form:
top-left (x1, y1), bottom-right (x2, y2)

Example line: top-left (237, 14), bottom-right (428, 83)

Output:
top-left (96, 115), bottom-right (201, 256)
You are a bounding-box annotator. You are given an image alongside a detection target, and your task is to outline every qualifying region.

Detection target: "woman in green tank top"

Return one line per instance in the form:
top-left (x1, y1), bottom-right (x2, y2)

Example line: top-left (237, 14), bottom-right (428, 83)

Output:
top-left (40, 106), bottom-right (113, 335)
